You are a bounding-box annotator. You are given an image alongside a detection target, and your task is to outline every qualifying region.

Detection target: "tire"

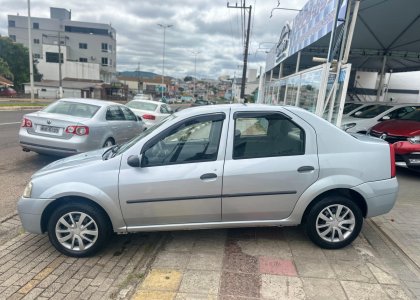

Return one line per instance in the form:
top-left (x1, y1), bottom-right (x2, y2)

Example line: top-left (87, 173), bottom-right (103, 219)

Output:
top-left (305, 196), bottom-right (363, 249)
top-left (103, 138), bottom-right (115, 148)
top-left (47, 202), bottom-right (111, 257)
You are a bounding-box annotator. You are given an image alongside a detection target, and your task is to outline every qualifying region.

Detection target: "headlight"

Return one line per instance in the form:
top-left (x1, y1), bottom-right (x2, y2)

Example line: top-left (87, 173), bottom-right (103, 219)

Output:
top-left (23, 182), bottom-right (33, 198)
top-left (342, 123), bottom-right (356, 131)
top-left (408, 136), bottom-right (420, 144)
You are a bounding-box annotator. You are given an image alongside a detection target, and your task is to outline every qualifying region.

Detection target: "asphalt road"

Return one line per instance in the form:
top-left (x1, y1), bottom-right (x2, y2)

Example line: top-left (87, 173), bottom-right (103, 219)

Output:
top-left (0, 110), bottom-right (58, 218)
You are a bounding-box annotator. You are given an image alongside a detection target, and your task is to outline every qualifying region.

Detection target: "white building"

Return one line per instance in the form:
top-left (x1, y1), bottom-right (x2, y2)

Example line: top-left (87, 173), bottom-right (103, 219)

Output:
top-left (8, 7), bottom-right (116, 83)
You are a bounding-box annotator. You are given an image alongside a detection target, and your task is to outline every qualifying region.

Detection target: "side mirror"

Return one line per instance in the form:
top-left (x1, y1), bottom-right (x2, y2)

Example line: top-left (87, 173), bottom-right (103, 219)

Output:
top-left (127, 155), bottom-right (141, 167)
top-left (381, 115), bottom-right (390, 121)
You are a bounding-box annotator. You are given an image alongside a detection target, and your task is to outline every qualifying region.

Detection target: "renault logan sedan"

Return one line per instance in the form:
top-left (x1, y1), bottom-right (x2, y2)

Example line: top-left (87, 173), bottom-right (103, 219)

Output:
top-left (19, 98), bottom-right (145, 156)
top-left (18, 104), bottom-right (398, 257)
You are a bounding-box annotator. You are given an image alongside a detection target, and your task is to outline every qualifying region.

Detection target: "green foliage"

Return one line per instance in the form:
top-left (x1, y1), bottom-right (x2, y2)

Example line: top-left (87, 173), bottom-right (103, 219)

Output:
top-left (0, 36), bottom-right (42, 91)
top-left (0, 58), bottom-right (13, 80)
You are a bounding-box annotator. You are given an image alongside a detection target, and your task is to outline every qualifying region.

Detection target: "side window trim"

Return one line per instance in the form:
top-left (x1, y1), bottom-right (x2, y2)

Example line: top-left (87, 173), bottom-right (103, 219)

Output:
top-left (233, 111), bottom-right (291, 120)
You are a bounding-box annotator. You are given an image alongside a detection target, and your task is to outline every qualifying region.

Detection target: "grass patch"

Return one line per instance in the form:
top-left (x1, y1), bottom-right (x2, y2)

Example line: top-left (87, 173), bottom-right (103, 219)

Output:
top-left (0, 102), bottom-right (49, 107)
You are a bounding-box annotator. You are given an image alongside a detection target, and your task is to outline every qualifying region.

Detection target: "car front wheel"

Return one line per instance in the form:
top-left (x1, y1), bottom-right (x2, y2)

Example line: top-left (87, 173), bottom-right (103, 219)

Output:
top-left (305, 196), bottom-right (363, 249)
top-left (47, 203), bottom-right (111, 257)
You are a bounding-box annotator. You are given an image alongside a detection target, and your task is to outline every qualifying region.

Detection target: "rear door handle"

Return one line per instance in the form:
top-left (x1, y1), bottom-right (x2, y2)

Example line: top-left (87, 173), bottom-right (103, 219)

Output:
top-left (297, 166), bottom-right (315, 173)
top-left (200, 173), bottom-right (217, 180)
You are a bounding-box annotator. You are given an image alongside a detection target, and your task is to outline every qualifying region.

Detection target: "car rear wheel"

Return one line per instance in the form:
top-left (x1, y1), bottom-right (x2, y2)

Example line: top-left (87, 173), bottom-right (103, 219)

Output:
top-left (103, 138), bottom-right (114, 148)
top-left (305, 196), bottom-right (363, 249)
top-left (47, 203), bottom-right (111, 257)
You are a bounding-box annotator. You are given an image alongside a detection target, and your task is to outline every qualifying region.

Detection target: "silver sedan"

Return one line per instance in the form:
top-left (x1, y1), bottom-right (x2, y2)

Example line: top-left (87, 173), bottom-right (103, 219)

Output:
top-left (19, 98), bottom-right (145, 156)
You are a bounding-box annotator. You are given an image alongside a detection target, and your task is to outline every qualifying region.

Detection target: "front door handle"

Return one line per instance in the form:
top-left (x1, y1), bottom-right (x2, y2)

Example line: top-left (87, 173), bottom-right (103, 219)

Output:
top-left (200, 173), bottom-right (217, 180)
top-left (297, 166), bottom-right (315, 173)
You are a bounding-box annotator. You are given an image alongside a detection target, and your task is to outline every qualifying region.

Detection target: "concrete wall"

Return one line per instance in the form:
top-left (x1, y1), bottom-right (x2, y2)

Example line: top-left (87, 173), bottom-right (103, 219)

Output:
top-left (24, 85), bottom-right (84, 99)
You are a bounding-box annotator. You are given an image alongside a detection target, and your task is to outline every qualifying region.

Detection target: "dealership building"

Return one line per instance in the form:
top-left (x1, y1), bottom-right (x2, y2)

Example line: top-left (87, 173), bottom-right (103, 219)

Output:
top-left (260, 0), bottom-right (420, 126)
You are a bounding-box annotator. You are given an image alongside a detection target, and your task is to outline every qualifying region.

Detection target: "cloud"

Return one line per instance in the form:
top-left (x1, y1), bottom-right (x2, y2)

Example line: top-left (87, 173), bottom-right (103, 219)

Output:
top-left (0, 0), bottom-right (305, 78)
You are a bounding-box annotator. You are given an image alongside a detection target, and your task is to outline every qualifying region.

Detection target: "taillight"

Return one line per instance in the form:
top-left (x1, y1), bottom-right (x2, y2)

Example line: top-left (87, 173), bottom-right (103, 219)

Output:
top-left (390, 144), bottom-right (396, 178)
top-left (142, 114), bottom-right (156, 120)
top-left (65, 125), bottom-right (89, 136)
top-left (21, 118), bottom-right (32, 128)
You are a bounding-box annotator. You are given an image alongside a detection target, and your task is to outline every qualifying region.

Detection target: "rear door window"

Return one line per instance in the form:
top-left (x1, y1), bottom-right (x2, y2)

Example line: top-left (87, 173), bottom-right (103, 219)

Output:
top-left (106, 106), bottom-right (125, 121)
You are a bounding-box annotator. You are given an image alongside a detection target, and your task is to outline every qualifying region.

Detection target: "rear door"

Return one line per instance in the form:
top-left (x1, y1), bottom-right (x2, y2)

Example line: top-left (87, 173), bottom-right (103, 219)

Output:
top-left (105, 105), bottom-right (127, 144)
top-left (120, 106), bottom-right (143, 139)
top-left (222, 109), bottom-right (319, 221)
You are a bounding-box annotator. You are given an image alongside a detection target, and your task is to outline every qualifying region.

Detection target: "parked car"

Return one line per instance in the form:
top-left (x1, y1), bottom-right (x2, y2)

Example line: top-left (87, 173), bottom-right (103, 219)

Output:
top-left (368, 107), bottom-right (420, 171)
top-left (0, 87), bottom-right (17, 97)
top-left (191, 99), bottom-right (211, 106)
top-left (341, 104), bottom-right (420, 133)
top-left (126, 99), bottom-right (173, 128)
top-left (18, 104), bottom-right (397, 257)
top-left (19, 98), bottom-right (145, 156)
top-left (133, 93), bottom-right (153, 101)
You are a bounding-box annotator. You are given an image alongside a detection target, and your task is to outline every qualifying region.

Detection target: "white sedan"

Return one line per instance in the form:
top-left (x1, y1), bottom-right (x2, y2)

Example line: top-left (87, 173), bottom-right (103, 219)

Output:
top-left (126, 100), bottom-right (173, 128)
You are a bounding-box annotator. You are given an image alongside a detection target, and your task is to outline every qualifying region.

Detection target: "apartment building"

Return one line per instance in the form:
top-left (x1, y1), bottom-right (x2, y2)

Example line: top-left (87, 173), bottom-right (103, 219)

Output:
top-left (8, 7), bottom-right (116, 83)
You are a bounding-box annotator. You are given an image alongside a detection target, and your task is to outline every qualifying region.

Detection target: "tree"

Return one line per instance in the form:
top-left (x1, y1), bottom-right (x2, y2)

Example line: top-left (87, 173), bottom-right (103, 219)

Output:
top-left (0, 58), bottom-right (13, 81)
top-left (184, 76), bottom-right (194, 82)
top-left (0, 36), bottom-right (42, 91)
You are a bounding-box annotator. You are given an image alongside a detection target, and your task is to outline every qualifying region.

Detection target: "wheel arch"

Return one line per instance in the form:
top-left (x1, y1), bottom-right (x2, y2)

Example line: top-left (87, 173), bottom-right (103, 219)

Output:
top-left (301, 188), bottom-right (367, 224)
top-left (40, 196), bottom-right (113, 233)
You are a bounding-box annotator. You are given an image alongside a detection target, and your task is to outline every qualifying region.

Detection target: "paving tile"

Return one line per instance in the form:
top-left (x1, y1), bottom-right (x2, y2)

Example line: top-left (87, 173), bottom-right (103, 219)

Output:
top-left (322, 246), bottom-right (361, 261)
top-left (382, 284), bottom-right (412, 300)
top-left (237, 239), bottom-right (292, 259)
top-left (153, 251), bottom-right (191, 269)
top-left (192, 238), bottom-right (226, 254)
top-left (132, 290), bottom-right (176, 300)
top-left (289, 240), bottom-right (326, 259)
top-left (187, 252), bottom-right (223, 271)
top-left (261, 275), bottom-right (305, 300)
top-left (366, 262), bottom-right (400, 285)
top-left (220, 271), bottom-right (260, 298)
top-left (175, 293), bottom-right (217, 300)
top-left (302, 278), bottom-right (346, 300)
top-left (140, 269), bottom-right (182, 292)
top-left (259, 257), bottom-right (297, 276)
top-left (341, 281), bottom-right (390, 300)
top-left (223, 241), bottom-right (258, 274)
top-left (164, 235), bottom-right (195, 252)
top-left (294, 256), bottom-right (335, 279)
top-left (179, 270), bottom-right (220, 295)
top-left (331, 260), bottom-right (377, 283)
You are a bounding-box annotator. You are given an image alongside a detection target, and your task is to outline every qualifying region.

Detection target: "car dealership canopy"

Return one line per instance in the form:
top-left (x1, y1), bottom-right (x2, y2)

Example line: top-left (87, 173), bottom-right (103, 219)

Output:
top-left (268, 0), bottom-right (420, 76)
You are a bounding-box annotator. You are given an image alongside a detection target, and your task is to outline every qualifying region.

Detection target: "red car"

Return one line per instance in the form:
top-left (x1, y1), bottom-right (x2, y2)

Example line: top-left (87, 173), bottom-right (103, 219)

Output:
top-left (368, 108), bottom-right (420, 171)
top-left (0, 87), bottom-right (17, 97)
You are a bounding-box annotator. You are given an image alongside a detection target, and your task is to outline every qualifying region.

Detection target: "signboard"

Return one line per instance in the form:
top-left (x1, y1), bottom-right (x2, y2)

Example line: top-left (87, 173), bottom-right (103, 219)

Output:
top-left (265, 0), bottom-right (347, 72)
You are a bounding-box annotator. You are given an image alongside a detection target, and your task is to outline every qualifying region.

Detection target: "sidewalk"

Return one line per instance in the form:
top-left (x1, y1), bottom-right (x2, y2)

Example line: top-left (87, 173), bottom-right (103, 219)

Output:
top-left (131, 225), bottom-right (417, 299)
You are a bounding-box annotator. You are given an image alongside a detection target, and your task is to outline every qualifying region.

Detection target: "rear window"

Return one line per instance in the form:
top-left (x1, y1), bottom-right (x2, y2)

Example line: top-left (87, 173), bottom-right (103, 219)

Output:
top-left (43, 101), bottom-right (100, 118)
top-left (126, 101), bottom-right (157, 111)
top-left (352, 105), bottom-right (392, 118)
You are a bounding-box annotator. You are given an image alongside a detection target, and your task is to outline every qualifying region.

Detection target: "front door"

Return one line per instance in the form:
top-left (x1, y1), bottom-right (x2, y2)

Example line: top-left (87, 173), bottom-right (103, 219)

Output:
top-left (222, 110), bottom-right (319, 221)
top-left (119, 113), bottom-right (227, 227)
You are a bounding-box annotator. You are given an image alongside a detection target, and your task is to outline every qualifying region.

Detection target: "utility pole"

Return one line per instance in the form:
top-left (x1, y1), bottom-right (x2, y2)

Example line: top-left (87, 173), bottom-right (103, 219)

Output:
top-left (227, 2), bottom-right (252, 101)
top-left (27, 0), bottom-right (35, 103)
top-left (158, 24), bottom-right (173, 101)
top-left (137, 62), bottom-right (141, 94)
top-left (191, 50), bottom-right (201, 99)
top-left (58, 31), bottom-right (63, 98)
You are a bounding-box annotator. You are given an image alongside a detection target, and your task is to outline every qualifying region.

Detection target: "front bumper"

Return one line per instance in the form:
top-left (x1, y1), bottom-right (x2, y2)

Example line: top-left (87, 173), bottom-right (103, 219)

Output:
top-left (17, 197), bottom-right (55, 234)
top-left (394, 141), bottom-right (420, 170)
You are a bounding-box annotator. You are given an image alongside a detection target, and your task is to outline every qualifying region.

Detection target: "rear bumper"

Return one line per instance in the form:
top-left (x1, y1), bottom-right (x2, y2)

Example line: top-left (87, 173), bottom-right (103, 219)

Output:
top-left (351, 177), bottom-right (398, 218)
top-left (19, 128), bottom-right (90, 156)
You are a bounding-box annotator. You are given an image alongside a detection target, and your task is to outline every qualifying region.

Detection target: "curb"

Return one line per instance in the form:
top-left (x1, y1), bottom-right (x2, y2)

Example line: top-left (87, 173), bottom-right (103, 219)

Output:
top-left (0, 211), bottom-right (18, 224)
top-left (0, 106), bottom-right (44, 111)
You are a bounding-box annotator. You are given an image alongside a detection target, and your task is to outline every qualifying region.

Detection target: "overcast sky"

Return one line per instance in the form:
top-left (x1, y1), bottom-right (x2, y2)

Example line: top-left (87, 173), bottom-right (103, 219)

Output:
top-left (0, 0), bottom-right (306, 79)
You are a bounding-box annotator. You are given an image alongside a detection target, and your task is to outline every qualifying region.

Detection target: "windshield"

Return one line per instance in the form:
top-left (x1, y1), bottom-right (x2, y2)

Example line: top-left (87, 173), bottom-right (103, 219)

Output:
top-left (343, 103), bottom-right (363, 114)
top-left (43, 101), bottom-right (100, 118)
top-left (126, 101), bottom-right (157, 111)
top-left (400, 108), bottom-right (420, 121)
top-left (114, 114), bottom-right (177, 155)
top-left (352, 105), bottom-right (392, 119)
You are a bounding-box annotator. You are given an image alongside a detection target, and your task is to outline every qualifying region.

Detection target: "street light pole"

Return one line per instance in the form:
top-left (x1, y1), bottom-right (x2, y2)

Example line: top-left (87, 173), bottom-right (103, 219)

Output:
top-left (158, 24), bottom-right (172, 101)
top-left (58, 31), bottom-right (63, 98)
top-left (191, 50), bottom-right (201, 99)
top-left (27, 0), bottom-right (35, 103)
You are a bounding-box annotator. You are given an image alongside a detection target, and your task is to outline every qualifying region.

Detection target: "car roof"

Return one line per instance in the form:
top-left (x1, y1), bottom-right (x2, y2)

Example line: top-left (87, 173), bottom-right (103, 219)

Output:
top-left (129, 99), bottom-right (161, 105)
top-left (57, 98), bottom-right (120, 107)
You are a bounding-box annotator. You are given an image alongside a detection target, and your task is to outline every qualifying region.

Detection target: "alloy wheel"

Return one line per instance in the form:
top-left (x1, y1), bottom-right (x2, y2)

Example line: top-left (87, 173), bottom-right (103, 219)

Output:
top-left (315, 204), bottom-right (355, 243)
